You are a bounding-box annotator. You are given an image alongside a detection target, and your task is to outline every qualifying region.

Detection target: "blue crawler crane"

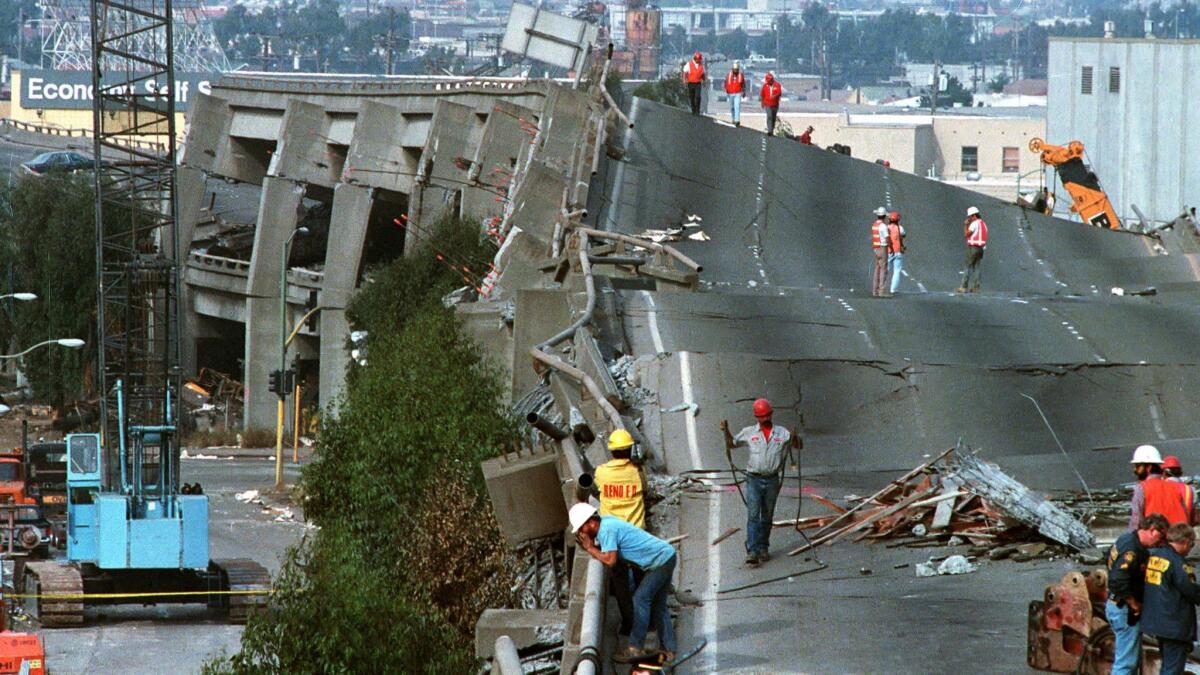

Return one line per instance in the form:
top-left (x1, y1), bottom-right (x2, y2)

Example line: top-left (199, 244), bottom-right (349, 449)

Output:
top-left (21, 0), bottom-right (269, 626)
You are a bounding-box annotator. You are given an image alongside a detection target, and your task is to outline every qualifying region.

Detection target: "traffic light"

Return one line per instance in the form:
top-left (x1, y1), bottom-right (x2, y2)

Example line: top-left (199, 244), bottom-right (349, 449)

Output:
top-left (305, 290), bottom-right (319, 331)
top-left (268, 369), bottom-right (283, 395)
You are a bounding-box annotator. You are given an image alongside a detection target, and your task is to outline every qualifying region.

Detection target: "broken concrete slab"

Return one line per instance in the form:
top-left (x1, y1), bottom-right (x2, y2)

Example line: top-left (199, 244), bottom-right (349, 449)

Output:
top-left (474, 608), bottom-right (567, 659)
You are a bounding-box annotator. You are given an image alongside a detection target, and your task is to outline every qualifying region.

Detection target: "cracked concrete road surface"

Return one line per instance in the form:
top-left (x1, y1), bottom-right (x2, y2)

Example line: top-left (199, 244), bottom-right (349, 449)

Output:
top-left (590, 98), bottom-right (1200, 672)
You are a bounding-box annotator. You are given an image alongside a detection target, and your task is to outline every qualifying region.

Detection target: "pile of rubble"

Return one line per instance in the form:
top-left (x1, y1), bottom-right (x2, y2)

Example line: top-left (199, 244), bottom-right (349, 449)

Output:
top-left (790, 448), bottom-right (1095, 559)
top-left (183, 367), bottom-right (244, 432)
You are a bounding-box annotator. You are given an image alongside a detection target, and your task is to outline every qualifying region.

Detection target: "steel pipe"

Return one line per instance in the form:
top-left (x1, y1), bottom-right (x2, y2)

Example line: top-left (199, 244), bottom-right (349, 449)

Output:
top-left (576, 557), bottom-right (607, 675)
top-left (587, 255), bottom-right (647, 267)
top-left (493, 635), bottom-right (523, 675)
top-left (535, 246), bottom-right (596, 351)
top-left (529, 348), bottom-right (623, 430)
top-left (526, 411), bottom-right (568, 441)
top-left (575, 472), bottom-right (596, 502)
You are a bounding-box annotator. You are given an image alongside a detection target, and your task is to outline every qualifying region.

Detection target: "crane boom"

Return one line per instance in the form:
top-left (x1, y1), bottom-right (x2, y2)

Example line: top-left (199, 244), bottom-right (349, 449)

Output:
top-left (1028, 137), bottom-right (1121, 230)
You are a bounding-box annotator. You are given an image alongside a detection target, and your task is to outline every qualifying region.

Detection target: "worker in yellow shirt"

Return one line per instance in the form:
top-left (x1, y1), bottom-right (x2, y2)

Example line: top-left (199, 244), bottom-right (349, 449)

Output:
top-left (595, 429), bottom-right (647, 635)
top-left (595, 429), bottom-right (646, 528)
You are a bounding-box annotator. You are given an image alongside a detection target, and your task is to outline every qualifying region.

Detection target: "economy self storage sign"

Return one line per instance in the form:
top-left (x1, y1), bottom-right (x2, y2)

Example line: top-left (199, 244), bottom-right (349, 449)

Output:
top-left (20, 70), bottom-right (219, 111)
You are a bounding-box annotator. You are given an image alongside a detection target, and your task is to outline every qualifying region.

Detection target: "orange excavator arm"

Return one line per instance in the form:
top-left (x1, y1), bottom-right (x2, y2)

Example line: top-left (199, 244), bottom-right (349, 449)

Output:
top-left (1029, 138), bottom-right (1121, 230)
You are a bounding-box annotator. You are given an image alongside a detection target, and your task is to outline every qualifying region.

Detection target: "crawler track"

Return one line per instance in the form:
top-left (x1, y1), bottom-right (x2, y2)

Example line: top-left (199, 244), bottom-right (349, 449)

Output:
top-left (211, 558), bottom-right (271, 624)
top-left (23, 561), bottom-right (83, 626)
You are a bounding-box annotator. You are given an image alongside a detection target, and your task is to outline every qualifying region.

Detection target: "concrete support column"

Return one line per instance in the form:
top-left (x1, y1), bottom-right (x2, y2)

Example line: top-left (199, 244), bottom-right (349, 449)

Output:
top-left (319, 183), bottom-right (375, 418)
top-left (243, 177), bottom-right (306, 430)
top-left (177, 166), bottom-right (208, 379)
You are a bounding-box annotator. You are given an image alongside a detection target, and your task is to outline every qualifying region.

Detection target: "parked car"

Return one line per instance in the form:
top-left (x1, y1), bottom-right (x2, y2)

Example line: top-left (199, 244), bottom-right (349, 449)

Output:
top-left (20, 151), bottom-right (94, 176)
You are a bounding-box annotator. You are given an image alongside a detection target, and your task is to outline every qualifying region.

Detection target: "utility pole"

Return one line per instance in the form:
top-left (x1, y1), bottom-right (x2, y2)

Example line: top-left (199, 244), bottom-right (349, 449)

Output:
top-left (16, 9), bottom-right (22, 64)
top-left (387, 7), bottom-right (396, 76)
top-left (930, 60), bottom-right (940, 112)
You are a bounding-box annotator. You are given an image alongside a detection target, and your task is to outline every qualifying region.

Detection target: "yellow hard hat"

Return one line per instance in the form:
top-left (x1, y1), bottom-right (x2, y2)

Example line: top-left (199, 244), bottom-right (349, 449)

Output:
top-left (608, 429), bottom-right (634, 451)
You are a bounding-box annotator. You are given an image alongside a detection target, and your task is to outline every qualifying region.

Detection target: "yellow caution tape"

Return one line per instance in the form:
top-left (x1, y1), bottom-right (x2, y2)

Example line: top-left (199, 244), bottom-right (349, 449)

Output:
top-left (5, 589), bottom-right (272, 600)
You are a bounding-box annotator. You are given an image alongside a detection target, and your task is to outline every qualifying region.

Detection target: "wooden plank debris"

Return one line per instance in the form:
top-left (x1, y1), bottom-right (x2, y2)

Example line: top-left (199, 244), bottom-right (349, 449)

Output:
top-left (787, 447), bottom-right (1095, 557)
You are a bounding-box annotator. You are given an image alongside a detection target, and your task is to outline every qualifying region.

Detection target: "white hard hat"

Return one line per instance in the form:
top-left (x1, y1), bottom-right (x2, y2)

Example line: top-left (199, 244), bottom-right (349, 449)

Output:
top-left (966, 206), bottom-right (980, 217)
top-left (874, 207), bottom-right (887, 217)
top-left (569, 502), bottom-right (598, 533)
top-left (733, 60), bottom-right (741, 68)
top-left (1131, 444), bottom-right (1163, 465)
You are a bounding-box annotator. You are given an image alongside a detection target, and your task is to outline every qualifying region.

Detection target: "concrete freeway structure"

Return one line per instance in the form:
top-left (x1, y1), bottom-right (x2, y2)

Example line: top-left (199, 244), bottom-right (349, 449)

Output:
top-left (586, 99), bottom-right (1200, 671)
top-left (176, 73), bottom-right (568, 429)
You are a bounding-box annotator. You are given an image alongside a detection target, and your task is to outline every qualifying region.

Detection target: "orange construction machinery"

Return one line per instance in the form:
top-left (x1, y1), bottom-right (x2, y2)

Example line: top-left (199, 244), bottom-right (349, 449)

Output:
top-left (1029, 138), bottom-right (1121, 230)
top-left (0, 569), bottom-right (45, 675)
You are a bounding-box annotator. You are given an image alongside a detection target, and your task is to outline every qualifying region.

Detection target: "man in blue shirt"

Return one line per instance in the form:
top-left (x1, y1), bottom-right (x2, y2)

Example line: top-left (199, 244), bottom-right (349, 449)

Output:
top-left (570, 502), bottom-right (677, 663)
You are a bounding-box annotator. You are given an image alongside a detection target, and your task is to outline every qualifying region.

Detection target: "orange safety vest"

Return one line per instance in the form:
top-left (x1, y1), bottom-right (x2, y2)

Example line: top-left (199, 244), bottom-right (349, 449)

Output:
top-left (967, 219), bottom-right (988, 247)
top-left (685, 60), bottom-right (705, 84)
top-left (1143, 476), bottom-right (1192, 526)
top-left (724, 71), bottom-right (745, 94)
top-left (871, 219), bottom-right (887, 248)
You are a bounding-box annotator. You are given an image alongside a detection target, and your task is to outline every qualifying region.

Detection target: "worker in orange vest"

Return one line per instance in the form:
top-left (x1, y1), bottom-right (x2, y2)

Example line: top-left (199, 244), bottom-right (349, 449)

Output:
top-left (1130, 445), bottom-right (1194, 528)
top-left (760, 71), bottom-right (783, 136)
top-left (724, 61), bottom-right (747, 127)
top-left (1162, 456), bottom-right (1197, 525)
top-left (887, 211), bottom-right (906, 294)
top-left (870, 207), bottom-right (890, 297)
top-left (683, 52), bottom-right (706, 115)
top-left (957, 206), bottom-right (988, 293)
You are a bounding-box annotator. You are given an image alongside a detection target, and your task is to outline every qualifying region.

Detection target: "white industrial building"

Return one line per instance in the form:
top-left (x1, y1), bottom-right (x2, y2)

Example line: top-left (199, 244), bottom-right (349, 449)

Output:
top-left (1047, 36), bottom-right (1200, 224)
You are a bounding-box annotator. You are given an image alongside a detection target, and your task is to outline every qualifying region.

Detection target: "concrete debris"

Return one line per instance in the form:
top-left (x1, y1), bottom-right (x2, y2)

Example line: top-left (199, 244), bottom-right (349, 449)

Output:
top-left (442, 285), bottom-right (478, 307)
top-left (916, 554), bottom-right (978, 577)
top-left (687, 231), bottom-right (711, 242)
top-left (608, 355), bottom-right (656, 409)
top-left (789, 447), bottom-right (1095, 558)
top-left (660, 402), bottom-right (699, 416)
top-left (185, 368), bottom-right (244, 433)
top-left (639, 227), bottom-right (685, 243)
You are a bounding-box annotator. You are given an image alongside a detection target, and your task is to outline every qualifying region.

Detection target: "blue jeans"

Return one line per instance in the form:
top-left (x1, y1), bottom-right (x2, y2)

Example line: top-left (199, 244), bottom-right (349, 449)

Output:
top-left (1106, 599), bottom-right (1140, 675)
top-left (1157, 637), bottom-right (1191, 675)
top-left (745, 474), bottom-right (782, 555)
top-left (630, 554), bottom-right (677, 654)
top-left (888, 252), bottom-right (903, 293)
top-left (729, 94), bottom-right (742, 124)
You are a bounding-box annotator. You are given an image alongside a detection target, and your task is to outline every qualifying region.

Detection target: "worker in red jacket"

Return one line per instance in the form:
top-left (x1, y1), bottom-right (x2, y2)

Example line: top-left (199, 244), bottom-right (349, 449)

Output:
top-left (760, 71), bottom-right (783, 136)
top-left (683, 52), bottom-right (706, 115)
top-left (724, 60), bottom-right (747, 126)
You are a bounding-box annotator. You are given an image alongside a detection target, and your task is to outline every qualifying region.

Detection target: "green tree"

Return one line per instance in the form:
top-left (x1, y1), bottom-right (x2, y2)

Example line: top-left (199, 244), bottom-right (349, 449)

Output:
top-left (0, 175), bottom-right (95, 406)
top-left (208, 215), bottom-right (519, 672)
top-left (920, 75), bottom-right (974, 108)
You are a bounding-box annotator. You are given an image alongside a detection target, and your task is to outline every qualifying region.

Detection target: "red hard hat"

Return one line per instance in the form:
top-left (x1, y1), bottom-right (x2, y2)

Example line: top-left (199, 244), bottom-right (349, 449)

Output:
top-left (752, 398), bottom-right (773, 417)
top-left (888, 211), bottom-right (900, 222)
top-left (694, 51), bottom-right (702, 61)
top-left (1163, 455), bottom-right (1182, 470)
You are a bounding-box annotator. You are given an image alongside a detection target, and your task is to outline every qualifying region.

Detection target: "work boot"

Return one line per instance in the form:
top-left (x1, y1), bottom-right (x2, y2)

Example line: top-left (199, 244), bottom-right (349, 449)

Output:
top-left (735, 121), bottom-right (741, 127)
top-left (745, 553), bottom-right (759, 568)
top-left (970, 286), bottom-right (980, 293)
top-left (757, 551), bottom-right (771, 564)
top-left (955, 286), bottom-right (967, 294)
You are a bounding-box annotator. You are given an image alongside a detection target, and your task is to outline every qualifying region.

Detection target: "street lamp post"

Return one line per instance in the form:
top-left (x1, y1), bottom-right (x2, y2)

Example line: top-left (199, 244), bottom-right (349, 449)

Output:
top-left (276, 227), bottom-right (308, 491)
top-left (0, 338), bottom-right (85, 359)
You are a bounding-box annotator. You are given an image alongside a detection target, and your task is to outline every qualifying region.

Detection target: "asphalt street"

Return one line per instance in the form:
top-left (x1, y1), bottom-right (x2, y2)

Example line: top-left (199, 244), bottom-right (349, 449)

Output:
top-left (592, 99), bottom-right (1200, 672)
